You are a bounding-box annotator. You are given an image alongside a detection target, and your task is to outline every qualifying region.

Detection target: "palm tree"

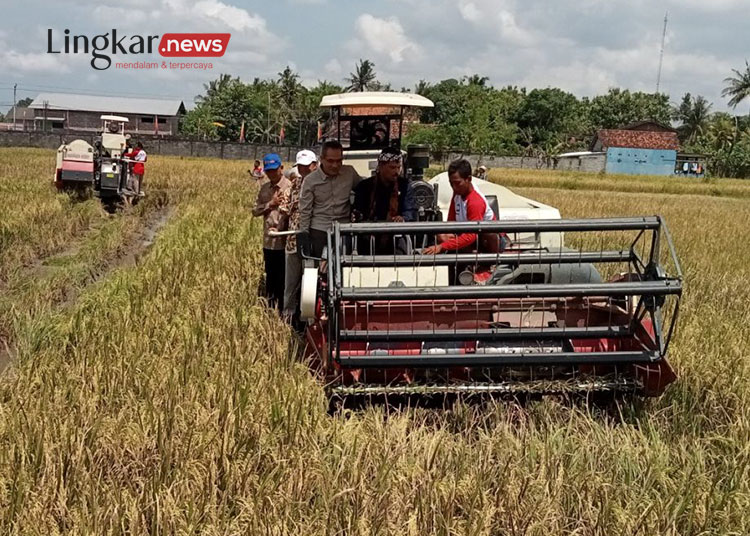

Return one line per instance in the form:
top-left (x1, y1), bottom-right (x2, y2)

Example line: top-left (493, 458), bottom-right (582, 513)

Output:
top-left (414, 79), bottom-right (431, 95)
top-left (673, 93), bottom-right (712, 143)
top-left (195, 73), bottom-right (236, 104)
top-left (277, 66), bottom-right (301, 110)
top-left (722, 61), bottom-right (750, 109)
top-left (464, 74), bottom-right (489, 87)
top-left (277, 66), bottom-right (303, 134)
top-left (345, 59), bottom-right (378, 92)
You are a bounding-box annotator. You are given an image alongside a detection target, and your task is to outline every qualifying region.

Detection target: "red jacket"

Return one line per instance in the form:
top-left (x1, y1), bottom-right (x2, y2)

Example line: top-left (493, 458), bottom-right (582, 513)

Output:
top-left (441, 187), bottom-right (496, 251)
top-left (124, 148), bottom-right (147, 175)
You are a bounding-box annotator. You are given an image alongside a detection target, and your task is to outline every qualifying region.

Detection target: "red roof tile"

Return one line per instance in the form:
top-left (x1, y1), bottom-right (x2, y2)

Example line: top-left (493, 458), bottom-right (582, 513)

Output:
top-left (595, 129), bottom-right (679, 150)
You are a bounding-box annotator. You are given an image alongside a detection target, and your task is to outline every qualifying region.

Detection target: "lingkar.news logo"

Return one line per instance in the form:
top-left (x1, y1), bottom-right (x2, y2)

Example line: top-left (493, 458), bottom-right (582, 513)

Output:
top-left (46, 29), bottom-right (231, 70)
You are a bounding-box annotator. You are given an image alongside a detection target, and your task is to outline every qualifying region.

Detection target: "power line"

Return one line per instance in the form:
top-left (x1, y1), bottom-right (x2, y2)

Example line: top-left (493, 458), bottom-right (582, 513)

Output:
top-left (13, 82), bottom-right (183, 99)
top-left (0, 84), bottom-right (184, 100)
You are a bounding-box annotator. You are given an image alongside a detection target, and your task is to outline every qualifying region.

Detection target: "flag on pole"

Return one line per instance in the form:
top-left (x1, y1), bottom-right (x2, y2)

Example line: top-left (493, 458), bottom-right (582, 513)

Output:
top-left (316, 121), bottom-right (323, 142)
top-left (279, 125), bottom-right (285, 143)
top-left (239, 120), bottom-right (245, 143)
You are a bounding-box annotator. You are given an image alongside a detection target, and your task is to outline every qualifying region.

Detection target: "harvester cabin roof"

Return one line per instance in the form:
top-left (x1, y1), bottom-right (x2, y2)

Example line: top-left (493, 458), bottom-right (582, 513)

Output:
top-left (101, 115), bottom-right (129, 123)
top-left (320, 92), bottom-right (434, 109)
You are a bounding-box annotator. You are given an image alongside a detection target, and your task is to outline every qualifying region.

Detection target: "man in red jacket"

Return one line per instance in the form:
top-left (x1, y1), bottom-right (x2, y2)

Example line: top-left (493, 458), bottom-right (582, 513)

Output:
top-left (124, 141), bottom-right (147, 195)
top-left (423, 159), bottom-right (499, 255)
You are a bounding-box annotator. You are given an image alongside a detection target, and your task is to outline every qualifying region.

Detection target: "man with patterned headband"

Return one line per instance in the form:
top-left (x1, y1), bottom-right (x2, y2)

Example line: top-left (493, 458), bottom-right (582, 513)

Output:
top-left (352, 146), bottom-right (417, 254)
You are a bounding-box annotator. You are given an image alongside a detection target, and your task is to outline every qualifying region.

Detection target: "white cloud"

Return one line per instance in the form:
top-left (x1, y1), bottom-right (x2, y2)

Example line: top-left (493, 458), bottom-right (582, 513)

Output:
top-left (0, 33), bottom-right (73, 74)
top-left (666, 0), bottom-right (750, 10)
top-left (0, 50), bottom-right (72, 74)
top-left (324, 58), bottom-right (342, 75)
top-left (92, 6), bottom-right (151, 24)
top-left (354, 14), bottom-right (421, 64)
top-left (458, 0), bottom-right (537, 47)
top-left (520, 60), bottom-right (618, 96)
top-left (192, 0), bottom-right (268, 33)
top-left (89, 0), bottom-right (279, 55)
top-left (2, 0), bottom-right (747, 113)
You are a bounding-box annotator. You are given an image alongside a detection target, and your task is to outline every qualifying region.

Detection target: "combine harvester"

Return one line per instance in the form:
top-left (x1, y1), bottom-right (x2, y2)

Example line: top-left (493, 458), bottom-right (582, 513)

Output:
top-left (54, 115), bottom-right (143, 206)
top-left (295, 92), bottom-right (684, 400)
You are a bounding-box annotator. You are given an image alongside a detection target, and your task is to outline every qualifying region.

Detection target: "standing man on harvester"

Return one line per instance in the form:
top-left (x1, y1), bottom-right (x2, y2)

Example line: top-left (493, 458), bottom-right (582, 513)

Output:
top-left (298, 141), bottom-right (362, 258)
top-left (124, 141), bottom-right (147, 196)
top-left (277, 149), bottom-right (318, 325)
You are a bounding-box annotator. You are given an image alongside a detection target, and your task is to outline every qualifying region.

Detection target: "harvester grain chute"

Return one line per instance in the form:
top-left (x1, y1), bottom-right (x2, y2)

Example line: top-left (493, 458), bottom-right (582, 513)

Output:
top-left (291, 91), bottom-right (683, 400)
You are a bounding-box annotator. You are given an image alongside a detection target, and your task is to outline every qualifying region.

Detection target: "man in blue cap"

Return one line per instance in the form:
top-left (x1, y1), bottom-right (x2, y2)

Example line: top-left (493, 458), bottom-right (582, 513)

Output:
top-left (252, 153), bottom-right (291, 312)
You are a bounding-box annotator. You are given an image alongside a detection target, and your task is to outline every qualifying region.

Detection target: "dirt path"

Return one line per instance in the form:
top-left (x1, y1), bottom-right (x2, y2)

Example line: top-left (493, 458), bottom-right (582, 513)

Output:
top-left (0, 206), bottom-right (174, 374)
top-left (110, 206), bottom-right (172, 272)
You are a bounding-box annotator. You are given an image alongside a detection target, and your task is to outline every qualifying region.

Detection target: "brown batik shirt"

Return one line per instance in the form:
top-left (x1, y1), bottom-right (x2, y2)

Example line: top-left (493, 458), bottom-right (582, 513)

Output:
top-left (252, 176), bottom-right (292, 250)
top-left (278, 171), bottom-right (304, 254)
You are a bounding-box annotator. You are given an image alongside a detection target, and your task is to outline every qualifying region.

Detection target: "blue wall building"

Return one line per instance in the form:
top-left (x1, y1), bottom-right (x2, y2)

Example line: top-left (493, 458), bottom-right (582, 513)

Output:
top-left (591, 121), bottom-right (680, 177)
top-left (605, 147), bottom-right (677, 176)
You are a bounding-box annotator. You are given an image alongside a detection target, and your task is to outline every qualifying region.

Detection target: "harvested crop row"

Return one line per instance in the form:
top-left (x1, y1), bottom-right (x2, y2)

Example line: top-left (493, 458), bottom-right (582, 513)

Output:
top-left (0, 204), bottom-right (172, 370)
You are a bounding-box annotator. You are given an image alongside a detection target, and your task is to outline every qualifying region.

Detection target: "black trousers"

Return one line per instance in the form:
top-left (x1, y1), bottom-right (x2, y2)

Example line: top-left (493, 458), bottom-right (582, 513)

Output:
top-left (310, 229), bottom-right (329, 258)
top-left (263, 248), bottom-right (285, 312)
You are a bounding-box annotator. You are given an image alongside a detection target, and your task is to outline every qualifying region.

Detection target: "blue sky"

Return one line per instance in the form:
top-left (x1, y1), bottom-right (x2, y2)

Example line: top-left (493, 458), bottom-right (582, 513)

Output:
top-left (0, 0), bottom-right (747, 114)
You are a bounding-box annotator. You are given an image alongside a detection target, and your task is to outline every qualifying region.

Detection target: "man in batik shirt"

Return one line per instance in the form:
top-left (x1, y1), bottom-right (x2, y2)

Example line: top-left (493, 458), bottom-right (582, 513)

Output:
top-left (277, 149), bottom-right (318, 324)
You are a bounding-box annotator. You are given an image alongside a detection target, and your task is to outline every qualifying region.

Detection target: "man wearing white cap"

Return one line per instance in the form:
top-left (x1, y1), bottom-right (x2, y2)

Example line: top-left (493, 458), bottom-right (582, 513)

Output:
top-left (278, 149), bottom-right (318, 325)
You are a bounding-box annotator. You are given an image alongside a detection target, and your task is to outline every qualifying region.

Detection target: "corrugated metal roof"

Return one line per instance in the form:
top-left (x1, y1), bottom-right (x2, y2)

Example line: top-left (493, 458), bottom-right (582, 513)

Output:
top-left (29, 92), bottom-right (185, 116)
top-left (593, 129), bottom-right (679, 151)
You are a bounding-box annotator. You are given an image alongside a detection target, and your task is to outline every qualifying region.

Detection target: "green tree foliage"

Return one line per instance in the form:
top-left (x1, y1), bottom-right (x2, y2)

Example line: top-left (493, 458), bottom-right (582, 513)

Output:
top-left (181, 71), bottom-right (341, 145)
top-left (587, 88), bottom-right (672, 130)
top-left (181, 67), bottom-right (750, 177)
top-left (673, 93), bottom-right (712, 144)
top-left (513, 88), bottom-right (586, 155)
top-left (406, 79), bottom-right (522, 154)
top-left (345, 59), bottom-right (379, 92)
top-left (688, 113), bottom-right (750, 178)
top-left (722, 61), bottom-right (750, 110)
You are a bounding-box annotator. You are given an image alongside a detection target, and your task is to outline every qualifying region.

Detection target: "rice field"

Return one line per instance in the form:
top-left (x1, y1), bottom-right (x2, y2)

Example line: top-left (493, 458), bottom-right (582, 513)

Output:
top-left (0, 147), bottom-right (749, 534)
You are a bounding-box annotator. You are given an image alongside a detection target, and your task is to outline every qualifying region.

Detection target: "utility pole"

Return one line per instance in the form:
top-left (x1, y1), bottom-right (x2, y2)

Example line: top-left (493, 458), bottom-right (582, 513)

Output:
top-left (266, 91), bottom-right (271, 144)
top-left (43, 100), bottom-right (48, 132)
top-left (12, 83), bottom-right (17, 128)
top-left (656, 11), bottom-right (668, 94)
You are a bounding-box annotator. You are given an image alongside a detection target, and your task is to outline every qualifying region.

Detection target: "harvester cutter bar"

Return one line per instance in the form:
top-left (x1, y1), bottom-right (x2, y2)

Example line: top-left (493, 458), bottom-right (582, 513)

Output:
top-left (329, 378), bottom-right (642, 397)
top-left (337, 350), bottom-right (659, 368)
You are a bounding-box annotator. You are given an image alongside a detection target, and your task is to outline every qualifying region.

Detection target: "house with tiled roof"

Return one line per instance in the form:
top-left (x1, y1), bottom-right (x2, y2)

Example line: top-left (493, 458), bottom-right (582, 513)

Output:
top-left (591, 121), bottom-right (679, 176)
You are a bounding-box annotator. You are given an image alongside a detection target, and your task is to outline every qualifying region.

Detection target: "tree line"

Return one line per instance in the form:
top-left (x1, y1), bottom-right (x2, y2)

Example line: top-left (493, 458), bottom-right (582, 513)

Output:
top-left (176, 59), bottom-right (750, 178)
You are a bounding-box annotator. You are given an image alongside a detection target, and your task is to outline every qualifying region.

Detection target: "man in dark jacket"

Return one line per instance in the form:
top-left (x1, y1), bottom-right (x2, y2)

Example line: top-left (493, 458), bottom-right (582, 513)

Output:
top-left (352, 146), bottom-right (416, 254)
